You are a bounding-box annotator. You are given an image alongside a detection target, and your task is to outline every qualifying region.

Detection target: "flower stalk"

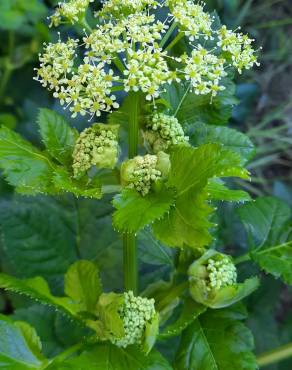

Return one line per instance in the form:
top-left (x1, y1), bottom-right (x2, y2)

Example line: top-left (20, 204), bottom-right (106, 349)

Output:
top-left (257, 342), bottom-right (292, 367)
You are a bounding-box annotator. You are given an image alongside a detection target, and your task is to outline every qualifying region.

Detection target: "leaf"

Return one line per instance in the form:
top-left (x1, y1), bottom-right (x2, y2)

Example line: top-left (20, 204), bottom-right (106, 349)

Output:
top-left (53, 168), bottom-right (102, 199)
top-left (238, 197), bottom-right (292, 284)
top-left (189, 123), bottom-right (255, 164)
top-left (0, 314), bottom-right (47, 369)
top-left (161, 79), bottom-right (238, 126)
top-left (153, 191), bottom-right (213, 248)
top-left (38, 109), bottom-right (76, 166)
top-left (167, 144), bottom-right (249, 196)
top-left (142, 312), bottom-right (160, 354)
top-left (0, 273), bottom-right (80, 321)
top-left (159, 298), bottom-right (206, 339)
top-left (64, 260), bottom-right (102, 313)
top-left (112, 186), bottom-right (176, 232)
top-left (206, 179), bottom-right (251, 202)
top-left (0, 196), bottom-right (78, 283)
top-left (14, 321), bottom-right (44, 361)
top-left (0, 126), bottom-right (54, 193)
top-left (174, 307), bottom-right (257, 370)
top-left (48, 344), bottom-right (172, 370)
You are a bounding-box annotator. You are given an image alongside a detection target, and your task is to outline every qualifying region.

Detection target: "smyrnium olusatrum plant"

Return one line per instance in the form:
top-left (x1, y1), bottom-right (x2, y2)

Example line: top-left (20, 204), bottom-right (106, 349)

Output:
top-left (4, 0), bottom-right (291, 369)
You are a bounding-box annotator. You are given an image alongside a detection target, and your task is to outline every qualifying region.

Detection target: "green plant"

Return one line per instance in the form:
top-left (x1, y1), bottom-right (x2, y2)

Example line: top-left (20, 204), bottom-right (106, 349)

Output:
top-left (0, 0), bottom-right (291, 369)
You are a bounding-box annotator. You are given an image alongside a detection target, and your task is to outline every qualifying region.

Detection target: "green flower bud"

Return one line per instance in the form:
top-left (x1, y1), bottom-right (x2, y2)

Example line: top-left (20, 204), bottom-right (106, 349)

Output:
top-left (121, 152), bottom-right (170, 196)
top-left (110, 291), bottom-right (158, 350)
top-left (72, 123), bottom-right (119, 178)
top-left (144, 113), bottom-right (189, 153)
top-left (188, 250), bottom-right (259, 308)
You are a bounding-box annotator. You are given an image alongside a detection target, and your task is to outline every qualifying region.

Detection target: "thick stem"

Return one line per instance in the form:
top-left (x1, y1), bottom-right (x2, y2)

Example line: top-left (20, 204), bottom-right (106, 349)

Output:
top-left (257, 342), bottom-right (292, 367)
top-left (123, 91), bottom-right (140, 294)
top-left (234, 253), bottom-right (251, 265)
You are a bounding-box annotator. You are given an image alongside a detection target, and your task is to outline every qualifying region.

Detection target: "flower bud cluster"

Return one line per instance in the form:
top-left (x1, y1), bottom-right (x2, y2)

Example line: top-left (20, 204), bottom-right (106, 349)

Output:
top-left (111, 291), bottom-right (156, 348)
top-left (96, 0), bottom-right (159, 19)
top-left (49, 0), bottom-right (94, 27)
top-left (217, 25), bottom-right (259, 74)
top-left (167, 0), bottom-right (214, 40)
top-left (124, 47), bottom-right (174, 101)
top-left (206, 256), bottom-right (237, 291)
top-left (72, 124), bottom-right (119, 177)
top-left (146, 113), bottom-right (189, 152)
top-left (184, 46), bottom-right (227, 96)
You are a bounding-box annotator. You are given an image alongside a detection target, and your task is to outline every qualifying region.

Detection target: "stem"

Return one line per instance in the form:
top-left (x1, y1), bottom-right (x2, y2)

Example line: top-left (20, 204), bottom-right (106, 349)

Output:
top-left (165, 32), bottom-right (184, 51)
top-left (159, 22), bottom-right (178, 49)
top-left (257, 343), bottom-right (292, 367)
top-left (0, 31), bottom-right (14, 103)
top-left (234, 253), bottom-right (251, 265)
top-left (123, 91), bottom-right (140, 294)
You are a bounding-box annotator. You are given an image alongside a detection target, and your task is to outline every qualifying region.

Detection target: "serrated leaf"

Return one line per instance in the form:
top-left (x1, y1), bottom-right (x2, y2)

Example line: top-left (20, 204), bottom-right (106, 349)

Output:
top-left (0, 273), bottom-right (80, 321)
top-left (53, 168), bottom-right (102, 199)
top-left (174, 307), bottom-right (257, 370)
top-left (0, 126), bottom-right (55, 193)
top-left (189, 123), bottom-right (255, 164)
top-left (0, 314), bottom-right (47, 369)
top-left (14, 321), bottom-right (44, 361)
top-left (112, 186), bottom-right (176, 232)
top-left (238, 197), bottom-right (292, 284)
top-left (64, 260), bottom-right (102, 313)
top-left (206, 179), bottom-right (251, 202)
top-left (162, 79), bottom-right (238, 126)
top-left (38, 109), bottom-right (76, 166)
top-left (48, 344), bottom-right (172, 370)
top-left (167, 144), bottom-right (249, 197)
top-left (153, 191), bottom-right (213, 248)
top-left (159, 298), bottom-right (206, 340)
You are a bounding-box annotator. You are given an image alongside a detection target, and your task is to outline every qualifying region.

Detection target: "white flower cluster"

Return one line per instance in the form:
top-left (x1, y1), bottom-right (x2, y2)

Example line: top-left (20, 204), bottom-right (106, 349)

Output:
top-left (167, 0), bottom-right (214, 40)
top-left (72, 124), bottom-right (119, 177)
top-left (111, 291), bottom-right (156, 348)
top-left (127, 154), bottom-right (162, 196)
top-left (184, 46), bottom-right (227, 96)
top-left (96, 0), bottom-right (159, 19)
top-left (49, 0), bottom-right (94, 27)
top-left (146, 113), bottom-right (189, 151)
top-left (124, 47), bottom-right (174, 101)
top-left (206, 256), bottom-right (237, 291)
top-left (217, 25), bottom-right (260, 74)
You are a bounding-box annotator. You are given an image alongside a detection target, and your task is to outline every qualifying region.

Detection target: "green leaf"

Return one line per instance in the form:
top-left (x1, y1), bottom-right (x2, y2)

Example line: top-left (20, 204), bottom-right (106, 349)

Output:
top-left (238, 197), bottom-right (292, 284)
top-left (167, 144), bottom-right (249, 196)
top-left (0, 273), bottom-right (80, 321)
top-left (53, 168), bottom-right (102, 199)
top-left (112, 186), bottom-right (176, 233)
top-left (0, 314), bottom-right (47, 369)
top-left (174, 307), bottom-right (257, 370)
top-left (206, 179), bottom-right (251, 202)
top-left (142, 312), bottom-right (160, 354)
top-left (38, 109), bottom-right (76, 166)
top-left (161, 79), bottom-right (238, 126)
top-left (159, 298), bottom-right (206, 339)
top-left (0, 126), bottom-right (55, 193)
top-left (0, 196), bottom-right (78, 283)
top-left (49, 344), bottom-right (172, 370)
top-left (64, 260), bottom-right (102, 313)
top-left (189, 123), bottom-right (255, 164)
top-left (14, 321), bottom-right (44, 361)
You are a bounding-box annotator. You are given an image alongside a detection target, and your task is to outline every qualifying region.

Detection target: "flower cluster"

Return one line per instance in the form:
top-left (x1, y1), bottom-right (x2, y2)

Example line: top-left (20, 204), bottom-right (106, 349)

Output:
top-left (124, 47), bottom-right (174, 100)
top-left (121, 154), bottom-right (163, 196)
top-left (206, 255), bottom-right (237, 291)
top-left (167, 0), bottom-right (214, 40)
top-left (217, 25), bottom-right (259, 73)
top-left (96, 0), bottom-right (159, 19)
top-left (111, 291), bottom-right (156, 348)
top-left (49, 0), bottom-right (94, 27)
top-left (184, 46), bottom-right (227, 96)
top-left (145, 113), bottom-right (189, 152)
top-left (72, 124), bottom-right (119, 178)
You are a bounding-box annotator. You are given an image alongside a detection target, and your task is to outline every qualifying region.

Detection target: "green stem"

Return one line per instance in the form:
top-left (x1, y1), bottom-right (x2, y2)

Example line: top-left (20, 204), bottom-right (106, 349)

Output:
top-left (234, 253), bottom-right (251, 265)
top-left (123, 91), bottom-right (140, 294)
top-left (46, 343), bottom-right (84, 367)
top-left (165, 31), bottom-right (184, 52)
top-left (257, 342), bottom-right (292, 367)
top-left (159, 22), bottom-right (178, 49)
top-left (0, 31), bottom-right (14, 104)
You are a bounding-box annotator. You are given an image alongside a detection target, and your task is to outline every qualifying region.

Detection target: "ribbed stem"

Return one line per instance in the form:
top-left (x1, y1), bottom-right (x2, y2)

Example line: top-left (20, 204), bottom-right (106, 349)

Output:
top-left (257, 342), bottom-right (292, 367)
top-left (123, 91), bottom-right (140, 294)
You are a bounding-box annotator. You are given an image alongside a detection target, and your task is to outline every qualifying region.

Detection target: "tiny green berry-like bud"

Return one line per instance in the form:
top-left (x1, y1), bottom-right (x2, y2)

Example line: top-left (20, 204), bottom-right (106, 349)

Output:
top-left (72, 123), bottom-right (119, 178)
top-left (111, 291), bottom-right (157, 348)
top-left (121, 152), bottom-right (170, 196)
top-left (144, 113), bottom-right (189, 153)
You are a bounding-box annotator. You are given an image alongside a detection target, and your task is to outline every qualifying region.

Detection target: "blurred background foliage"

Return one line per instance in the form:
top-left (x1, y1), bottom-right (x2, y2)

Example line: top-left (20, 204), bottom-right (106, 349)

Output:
top-left (0, 0), bottom-right (291, 368)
